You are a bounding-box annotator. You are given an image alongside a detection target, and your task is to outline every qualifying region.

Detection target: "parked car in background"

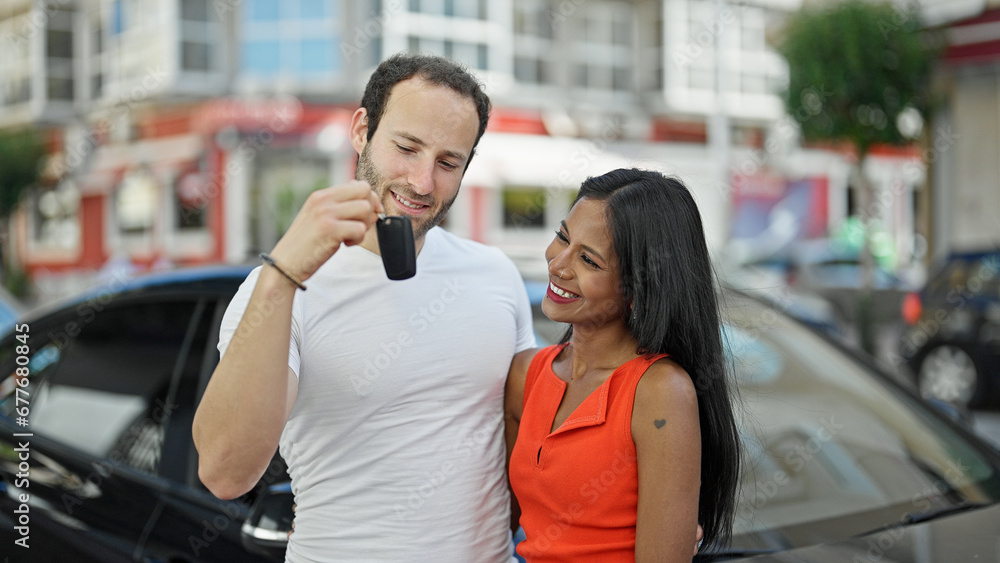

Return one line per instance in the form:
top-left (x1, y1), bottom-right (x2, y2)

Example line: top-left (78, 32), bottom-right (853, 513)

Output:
top-left (899, 249), bottom-right (1000, 409)
top-left (0, 266), bottom-right (288, 563)
top-left (1, 266), bottom-right (999, 562)
top-left (0, 286), bottom-right (24, 337)
top-left (715, 261), bottom-right (846, 338)
top-left (731, 238), bottom-right (916, 327)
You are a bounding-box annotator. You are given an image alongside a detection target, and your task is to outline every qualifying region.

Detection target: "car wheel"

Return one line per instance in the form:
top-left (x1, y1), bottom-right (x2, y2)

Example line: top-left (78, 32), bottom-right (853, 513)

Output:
top-left (917, 345), bottom-right (982, 408)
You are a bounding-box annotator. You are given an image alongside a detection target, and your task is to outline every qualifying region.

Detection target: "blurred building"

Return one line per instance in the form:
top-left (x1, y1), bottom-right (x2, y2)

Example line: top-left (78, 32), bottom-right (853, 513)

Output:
top-left (930, 0), bottom-right (1000, 260)
top-left (0, 0), bottom-right (925, 300)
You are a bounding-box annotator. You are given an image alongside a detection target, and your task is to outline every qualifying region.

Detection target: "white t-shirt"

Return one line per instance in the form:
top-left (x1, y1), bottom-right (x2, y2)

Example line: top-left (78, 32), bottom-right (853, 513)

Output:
top-left (218, 227), bottom-right (535, 563)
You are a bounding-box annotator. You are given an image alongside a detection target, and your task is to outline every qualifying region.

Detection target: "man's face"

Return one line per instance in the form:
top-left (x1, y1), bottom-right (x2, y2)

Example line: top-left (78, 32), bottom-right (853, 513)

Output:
top-left (354, 77), bottom-right (480, 242)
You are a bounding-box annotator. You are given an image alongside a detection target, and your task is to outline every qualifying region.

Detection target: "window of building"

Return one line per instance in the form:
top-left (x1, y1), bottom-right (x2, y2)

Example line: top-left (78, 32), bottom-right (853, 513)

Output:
top-left (111, 0), bottom-right (125, 35)
top-left (446, 0), bottom-right (487, 19)
top-left (410, 0), bottom-right (444, 14)
top-left (116, 170), bottom-right (158, 235)
top-left (300, 0), bottom-right (328, 18)
top-left (514, 0), bottom-right (553, 39)
top-left (0, 11), bottom-right (33, 106)
top-left (476, 43), bottom-right (488, 70)
top-left (402, 0), bottom-right (493, 74)
top-left (90, 14), bottom-right (104, 99)
top-left (513, 0), bottom-right (557, 86)
top-left (181, 0), bottom-right (208, 20)
top-left (175, 170), bottom-right (209, 230)
top-left (241, 0), bottom-right (340, 78)
top-left (180, 0), bottom-right (220, 73)
top-left (417, 37), bottom-right (445, 56)
top-left (31, 185), bottom-right (81, 251)
top-left (248, 0), bottom-right (280, 20)
top-left (45, 8), bottom-right (75, 101)
top-left (244, 40), bottom-right (281, 73)
top-left (502, 187), bottom-right (547, 229)
top-left (561, 1), bottom-right (635, 93)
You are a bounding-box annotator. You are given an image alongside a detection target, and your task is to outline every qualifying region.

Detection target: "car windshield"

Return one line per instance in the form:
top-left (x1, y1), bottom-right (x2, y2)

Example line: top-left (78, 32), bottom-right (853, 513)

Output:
top-left (723, 293), bottom-right (1000, 551)
top-left (0, 294), bottom-right (19, 337)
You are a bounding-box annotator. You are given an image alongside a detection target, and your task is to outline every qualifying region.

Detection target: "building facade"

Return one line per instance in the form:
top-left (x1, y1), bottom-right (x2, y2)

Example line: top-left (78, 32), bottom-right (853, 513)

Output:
top-left (931, 0), bottom-right (1000, 260)
top-left (0, 0), bottom-right (925, 302)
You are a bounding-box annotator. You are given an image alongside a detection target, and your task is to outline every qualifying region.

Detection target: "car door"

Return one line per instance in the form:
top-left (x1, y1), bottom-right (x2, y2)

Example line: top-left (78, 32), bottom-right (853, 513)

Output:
top-left (140, 295), bottom-right (288, 563)
top-left (0, 296), bottom-right (207, 562)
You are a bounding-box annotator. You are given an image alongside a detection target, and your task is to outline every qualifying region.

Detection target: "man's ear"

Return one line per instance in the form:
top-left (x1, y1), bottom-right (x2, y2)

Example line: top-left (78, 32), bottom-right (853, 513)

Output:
top-left (349, 107), bottom-right (369, 154)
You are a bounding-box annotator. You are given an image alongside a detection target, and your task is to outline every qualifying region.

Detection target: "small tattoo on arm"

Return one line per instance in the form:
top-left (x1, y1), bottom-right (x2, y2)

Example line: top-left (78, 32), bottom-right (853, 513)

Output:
top-left (653, 419), bottom-right (666, 429)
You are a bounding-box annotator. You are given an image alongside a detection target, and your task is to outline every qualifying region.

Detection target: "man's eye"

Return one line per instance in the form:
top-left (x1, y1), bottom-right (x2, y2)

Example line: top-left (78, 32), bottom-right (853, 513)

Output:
top-left (397, 144), bottom-right (415, 153)
top-left (440, 161), bottom-right (458, 170)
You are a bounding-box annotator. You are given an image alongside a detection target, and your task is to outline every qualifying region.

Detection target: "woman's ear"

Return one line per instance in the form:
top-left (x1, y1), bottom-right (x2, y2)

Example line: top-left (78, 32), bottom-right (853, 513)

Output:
top-left (349, 107), bottom-right (369, 154)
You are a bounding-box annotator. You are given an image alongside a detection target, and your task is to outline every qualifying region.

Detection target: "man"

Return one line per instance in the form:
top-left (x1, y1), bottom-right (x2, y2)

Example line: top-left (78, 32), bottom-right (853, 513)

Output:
top-left (192, 54), bottom-right (535, 562)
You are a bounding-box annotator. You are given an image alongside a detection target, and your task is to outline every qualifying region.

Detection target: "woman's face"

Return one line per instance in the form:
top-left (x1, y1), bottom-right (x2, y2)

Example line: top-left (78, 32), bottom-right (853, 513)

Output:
top-left (542, 197), bottom-right (627, 329)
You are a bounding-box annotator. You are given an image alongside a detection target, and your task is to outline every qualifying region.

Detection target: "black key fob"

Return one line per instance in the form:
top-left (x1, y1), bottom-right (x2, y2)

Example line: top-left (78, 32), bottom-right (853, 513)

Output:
top-left (376, 215), bottom-right (416, 280)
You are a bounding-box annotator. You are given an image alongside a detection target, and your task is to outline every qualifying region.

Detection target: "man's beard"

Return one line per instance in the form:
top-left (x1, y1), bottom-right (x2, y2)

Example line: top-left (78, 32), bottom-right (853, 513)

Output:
top-left (356, 144), bottom-right (457, 242)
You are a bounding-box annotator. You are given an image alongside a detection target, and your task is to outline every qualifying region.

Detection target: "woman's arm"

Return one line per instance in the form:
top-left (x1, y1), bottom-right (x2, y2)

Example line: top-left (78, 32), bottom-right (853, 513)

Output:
top-left (504, 347), bottom-right (539, 532)
top-left (632, 359), bottom-right (702, 562)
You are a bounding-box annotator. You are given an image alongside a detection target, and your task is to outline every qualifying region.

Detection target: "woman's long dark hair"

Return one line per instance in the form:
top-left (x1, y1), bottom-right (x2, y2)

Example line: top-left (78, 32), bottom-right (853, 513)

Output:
top-left (569, 168), bottom-right (741, 550)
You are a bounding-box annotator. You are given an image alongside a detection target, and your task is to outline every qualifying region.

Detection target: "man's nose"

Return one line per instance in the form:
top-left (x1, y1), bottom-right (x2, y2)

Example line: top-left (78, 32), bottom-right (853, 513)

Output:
top-left (407, 158), bottom-right (435, 196)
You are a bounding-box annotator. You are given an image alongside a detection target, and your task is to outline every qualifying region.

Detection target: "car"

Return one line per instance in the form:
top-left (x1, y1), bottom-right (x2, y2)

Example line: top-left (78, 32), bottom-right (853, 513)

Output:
top-left (1, 265), bottom-right (999, 562)
top-left (732, 238), bottom-right (915, 328)
top-left (715, 261), bottom-right (846, 337)
top-left (898, 249), bottom-right (1000, 409)
top-left (0, 285), bottom-right (24, 337)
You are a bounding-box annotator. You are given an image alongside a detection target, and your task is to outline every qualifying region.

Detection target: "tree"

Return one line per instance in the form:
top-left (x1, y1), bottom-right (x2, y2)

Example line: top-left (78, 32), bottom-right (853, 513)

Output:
top-left (776, 0), bottom-right (940, 352)
top-left (0, 128), bottom-right (46, 295)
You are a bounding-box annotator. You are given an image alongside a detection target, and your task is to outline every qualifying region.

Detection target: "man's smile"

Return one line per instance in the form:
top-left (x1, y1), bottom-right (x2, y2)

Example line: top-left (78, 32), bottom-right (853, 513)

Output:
top-left (391, 191), bottom-right (431, 214)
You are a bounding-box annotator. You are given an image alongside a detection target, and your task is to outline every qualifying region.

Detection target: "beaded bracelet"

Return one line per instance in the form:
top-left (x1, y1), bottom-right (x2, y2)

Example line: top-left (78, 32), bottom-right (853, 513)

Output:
top-left (259, 253), bottom-right (307, 291)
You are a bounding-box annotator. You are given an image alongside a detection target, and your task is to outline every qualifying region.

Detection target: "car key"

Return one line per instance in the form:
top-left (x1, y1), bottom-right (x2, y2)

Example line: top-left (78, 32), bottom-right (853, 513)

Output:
top-left (376, 214), bottom-right (416, 280)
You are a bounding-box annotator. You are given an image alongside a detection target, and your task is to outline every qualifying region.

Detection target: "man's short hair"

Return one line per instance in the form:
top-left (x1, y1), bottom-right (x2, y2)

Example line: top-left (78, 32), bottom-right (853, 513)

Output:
top-left (359, 53), bottom-right (491, 166)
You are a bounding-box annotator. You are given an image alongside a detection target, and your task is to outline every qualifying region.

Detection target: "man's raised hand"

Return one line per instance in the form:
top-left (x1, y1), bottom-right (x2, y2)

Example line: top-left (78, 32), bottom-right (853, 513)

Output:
top-left (268, 180), bottom-right (383, 282)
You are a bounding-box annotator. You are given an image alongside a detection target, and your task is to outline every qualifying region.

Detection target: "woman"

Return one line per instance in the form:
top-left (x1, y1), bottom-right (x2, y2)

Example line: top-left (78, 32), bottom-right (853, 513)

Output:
top-left (505, 168), bottom-right (741, 561)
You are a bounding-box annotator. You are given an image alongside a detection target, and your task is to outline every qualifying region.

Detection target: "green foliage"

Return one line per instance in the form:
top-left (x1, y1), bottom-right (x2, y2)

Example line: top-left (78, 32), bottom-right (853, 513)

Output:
top-left (2, 264), bottom-right (31, 298)
top-left (273, 177), bottom-right (327, 236)
top-left (777, 0), bottom-right (941, 155)
top-left (0, 128), bottom-right (46, 219)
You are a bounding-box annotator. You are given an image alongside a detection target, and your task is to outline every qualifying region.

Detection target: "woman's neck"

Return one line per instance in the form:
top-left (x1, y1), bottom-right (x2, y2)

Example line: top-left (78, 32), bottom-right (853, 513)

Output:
top-left (566, 321), bottom-right (640, 382)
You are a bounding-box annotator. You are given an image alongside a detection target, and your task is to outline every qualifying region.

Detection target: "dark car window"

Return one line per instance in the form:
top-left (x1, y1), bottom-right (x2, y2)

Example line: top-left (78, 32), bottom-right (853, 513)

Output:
top-left (159, 299), bottom-right (217, 486)
top-left (0, 300), bottom-right (200, 477)
top-left (723, 295), bottom-right (1000, 549)
top-left (923, 254), bottom-right (1000, 303)
top-left (969, 255), bottom-right (1000, 296)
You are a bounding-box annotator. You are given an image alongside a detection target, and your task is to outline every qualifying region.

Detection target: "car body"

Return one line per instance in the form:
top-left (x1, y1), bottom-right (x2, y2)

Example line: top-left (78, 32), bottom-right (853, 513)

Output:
top-left (733, 238), bottom-right (915, 328)
top-left (715, 262), bottom-right (846, 337)
top-left (898, 249), bottom-right (1000, 409)
top-left (0, 265), bottom-right (998, 562)
top-left (0, 286), bottom-right (24, 337)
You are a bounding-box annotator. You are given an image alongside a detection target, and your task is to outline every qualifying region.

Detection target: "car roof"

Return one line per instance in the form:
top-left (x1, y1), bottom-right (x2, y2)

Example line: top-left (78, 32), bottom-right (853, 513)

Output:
top-left (20, 264), bottom-right (257, 324)
top-left (945, 248), bottom-right (1000, 261)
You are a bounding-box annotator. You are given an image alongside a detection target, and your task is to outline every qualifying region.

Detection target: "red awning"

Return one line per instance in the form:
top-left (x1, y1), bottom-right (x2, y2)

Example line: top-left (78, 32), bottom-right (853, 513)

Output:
top-left (945, 8), bottom-right (1000, 64)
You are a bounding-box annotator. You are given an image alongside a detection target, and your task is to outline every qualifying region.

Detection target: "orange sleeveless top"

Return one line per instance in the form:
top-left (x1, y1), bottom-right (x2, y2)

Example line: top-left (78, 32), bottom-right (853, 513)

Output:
top-left (509, 344), bottom-right (669, 562)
